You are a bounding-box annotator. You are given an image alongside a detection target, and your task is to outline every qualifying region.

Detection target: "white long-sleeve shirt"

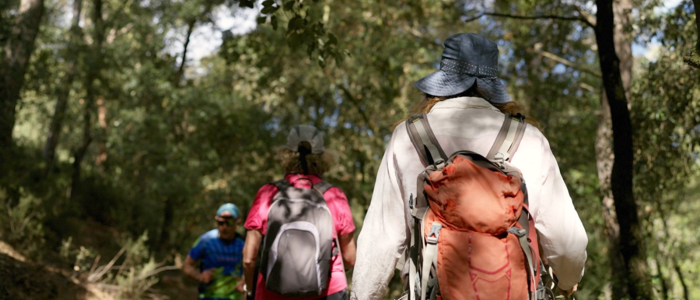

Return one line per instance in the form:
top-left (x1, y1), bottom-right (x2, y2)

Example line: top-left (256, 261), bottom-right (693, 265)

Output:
top-left (350, 97), bottom-right (588, 300)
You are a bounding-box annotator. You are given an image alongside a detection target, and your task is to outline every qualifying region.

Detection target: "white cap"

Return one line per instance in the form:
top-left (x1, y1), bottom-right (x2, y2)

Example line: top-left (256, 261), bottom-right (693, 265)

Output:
top-left (285, 125), bottom-right (325, 154)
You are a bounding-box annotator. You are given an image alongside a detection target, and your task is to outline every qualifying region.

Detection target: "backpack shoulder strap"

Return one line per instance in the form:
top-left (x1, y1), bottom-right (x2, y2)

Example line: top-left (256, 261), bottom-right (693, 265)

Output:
top-left (271, 179), bottom-right (291, 191)
top-left (314, 180), bottom-right (333, 196)
top-left (405, 114), bottom-right (448, 166)
top-left (487, 113), bottom-right (527, 162)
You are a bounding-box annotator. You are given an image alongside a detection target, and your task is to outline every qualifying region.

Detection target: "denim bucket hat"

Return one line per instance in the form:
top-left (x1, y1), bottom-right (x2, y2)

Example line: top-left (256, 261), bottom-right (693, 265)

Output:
top-left (414, 33), bottom-right (512, 103)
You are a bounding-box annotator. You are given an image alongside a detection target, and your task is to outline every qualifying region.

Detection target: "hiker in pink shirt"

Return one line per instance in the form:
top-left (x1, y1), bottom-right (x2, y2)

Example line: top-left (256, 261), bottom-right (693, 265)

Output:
top-left (243, 125), bottom-right (356, 300)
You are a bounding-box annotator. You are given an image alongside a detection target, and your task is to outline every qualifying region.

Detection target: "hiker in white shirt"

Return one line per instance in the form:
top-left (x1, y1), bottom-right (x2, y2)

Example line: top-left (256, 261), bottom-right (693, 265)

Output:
top-left (350, 33), bottom-right (587, 300)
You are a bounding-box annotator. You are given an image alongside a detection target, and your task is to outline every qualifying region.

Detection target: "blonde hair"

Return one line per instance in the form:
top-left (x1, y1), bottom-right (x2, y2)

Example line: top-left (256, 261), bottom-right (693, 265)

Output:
top-left (394, 94), bottom-right (541, 130)
top-left (277, 147), bottom-right (335, 175)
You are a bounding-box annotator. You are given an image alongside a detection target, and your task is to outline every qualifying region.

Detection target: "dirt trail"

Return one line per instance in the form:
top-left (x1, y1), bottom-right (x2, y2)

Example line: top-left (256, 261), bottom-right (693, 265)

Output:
top-left (0, 240), bottom-right (117, 300)
top-left (0, 240), bottom-right (199, 300)
top-left (0, 252), bottom-right (89, 300)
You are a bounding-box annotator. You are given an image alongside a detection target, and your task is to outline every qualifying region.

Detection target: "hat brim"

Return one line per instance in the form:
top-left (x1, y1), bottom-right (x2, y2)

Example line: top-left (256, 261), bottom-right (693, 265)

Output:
top-left (414, 71), bottom-right (512, 103)
top-left (474, 77), bottom-right (512, 104)
top-left (414, 70), bottom-right (477, 97)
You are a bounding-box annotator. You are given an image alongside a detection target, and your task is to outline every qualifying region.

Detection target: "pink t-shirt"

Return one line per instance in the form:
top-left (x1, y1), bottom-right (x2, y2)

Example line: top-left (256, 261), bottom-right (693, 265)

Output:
top-left (244, 173), bottom-right (356, 300)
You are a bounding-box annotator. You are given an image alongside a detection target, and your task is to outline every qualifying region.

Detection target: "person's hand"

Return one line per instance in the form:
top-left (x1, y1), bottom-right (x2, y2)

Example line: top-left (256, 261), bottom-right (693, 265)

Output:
top-left (235, 280), bottom-right (245, 293)
top-left (199, 269), bottom-right (214, 284)
top-left (558, 284), bottom-right (577, 298)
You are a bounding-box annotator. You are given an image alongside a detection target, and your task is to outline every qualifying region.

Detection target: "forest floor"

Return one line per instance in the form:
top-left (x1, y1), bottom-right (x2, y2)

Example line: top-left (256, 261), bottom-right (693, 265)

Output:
top-left (0, 240), bottom-right (199, 300)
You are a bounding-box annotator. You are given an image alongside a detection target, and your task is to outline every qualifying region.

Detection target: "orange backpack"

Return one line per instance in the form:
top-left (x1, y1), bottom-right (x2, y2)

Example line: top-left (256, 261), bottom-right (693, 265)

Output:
top-left (403, 113), bottom-right (545, 300)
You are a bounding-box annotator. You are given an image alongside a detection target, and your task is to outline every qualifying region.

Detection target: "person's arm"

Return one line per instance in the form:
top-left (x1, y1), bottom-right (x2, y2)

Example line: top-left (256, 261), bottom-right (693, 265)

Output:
top-left (535, 139), bottom-right (588, 291)
top-left (182, 255), bottom-right (213, 283)
top-left (351, 133), bottom-right (408, 300)
top-left (243, 229), bottom-right (262, 296)
top-left (339, 232), bottom-right (356, 269)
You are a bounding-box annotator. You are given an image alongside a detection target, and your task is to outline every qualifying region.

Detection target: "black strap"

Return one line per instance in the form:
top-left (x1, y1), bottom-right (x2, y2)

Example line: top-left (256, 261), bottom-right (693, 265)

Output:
top-left (406, 114), bottom-right (448, 166)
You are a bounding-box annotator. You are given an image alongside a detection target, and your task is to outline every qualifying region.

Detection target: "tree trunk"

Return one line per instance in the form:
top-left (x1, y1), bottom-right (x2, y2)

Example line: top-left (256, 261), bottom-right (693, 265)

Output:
top-left (44, 0), bottom-right (83, 173)
top-left (174, 18), bottom-right (196, 88)
top-left (0, 0), bottom-right (45, 177)
top-left (95, 97), bottom-right (108, 167)
top-left (694, 0), bottom-right (699, 53)
top-left (595, 93), bottom-right (625, 298)
top-left (159, 196), bottom-right (175, 251)
top-left (595, 0), bottom-right (652, 298)
top-left (596, 0), bottom-right (633, 298)
top-left (71, 0), bottom-right (104, 201)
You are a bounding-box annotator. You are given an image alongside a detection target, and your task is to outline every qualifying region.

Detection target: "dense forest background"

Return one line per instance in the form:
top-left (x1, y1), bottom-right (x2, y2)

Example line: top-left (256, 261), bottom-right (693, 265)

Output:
top-left (1, 0), bottom-right (699, 299)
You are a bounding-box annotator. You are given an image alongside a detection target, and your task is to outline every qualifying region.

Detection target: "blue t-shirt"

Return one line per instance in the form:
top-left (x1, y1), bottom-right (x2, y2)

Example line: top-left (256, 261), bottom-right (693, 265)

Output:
top-left (189, 229), bottom-right (245, 300)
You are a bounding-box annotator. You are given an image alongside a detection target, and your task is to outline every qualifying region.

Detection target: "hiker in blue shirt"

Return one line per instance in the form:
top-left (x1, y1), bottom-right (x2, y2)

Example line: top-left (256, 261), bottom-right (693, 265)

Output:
top-left (182, 203), bottom-right (246, 300)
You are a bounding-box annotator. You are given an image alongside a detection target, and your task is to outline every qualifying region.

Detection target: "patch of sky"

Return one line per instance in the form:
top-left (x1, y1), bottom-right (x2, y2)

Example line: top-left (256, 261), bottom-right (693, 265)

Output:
top-left (334, 90), bottom-right (343, 105)
top-left (164, 3), bottom-right (259, 76)
top-left (264, 116), bottom-right (281, 135)
top-left (552, 63), bottom-right (567, 74)
top-left (323, 108), bottom-right (339, 128)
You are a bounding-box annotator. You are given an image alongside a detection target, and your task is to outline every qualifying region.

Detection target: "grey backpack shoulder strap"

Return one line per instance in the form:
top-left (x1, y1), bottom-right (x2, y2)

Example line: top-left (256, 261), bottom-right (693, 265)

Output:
top-left (487, 113), bottom-right (527, 162)
top-left (314, 180), bottom-right (333, 196)
top-left (406, 114), bottom-right (448, 166)
top-left (271, 179), bottom-right (291, 192)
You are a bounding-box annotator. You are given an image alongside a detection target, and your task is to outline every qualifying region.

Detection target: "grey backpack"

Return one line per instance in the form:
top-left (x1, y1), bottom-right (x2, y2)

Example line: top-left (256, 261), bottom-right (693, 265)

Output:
top-left (260, 178), bottom-right (337, 297)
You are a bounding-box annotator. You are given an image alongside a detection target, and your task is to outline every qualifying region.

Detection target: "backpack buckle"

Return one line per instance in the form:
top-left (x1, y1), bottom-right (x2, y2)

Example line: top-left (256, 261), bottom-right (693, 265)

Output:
top-left (494, 152), bottom-right (508, 167)
top-left (426, 223), bottom-right (443, 244)
top-left (507, 227), bottom-right (527, 237)
top-left (433, 159), bottom-right (445, 168)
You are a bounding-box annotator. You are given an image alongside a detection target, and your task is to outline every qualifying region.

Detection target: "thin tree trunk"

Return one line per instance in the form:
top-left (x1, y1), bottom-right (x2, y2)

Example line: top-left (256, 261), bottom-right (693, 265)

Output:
top-left (694, 0), bottom-right (700, 53)
top-left (158, 18), bottom-right (196, 250)
top-left (95, 97), bottom-right (108, 167)
top-left (654, 250), bottom-right (669, 299)
top-left (672, 259), bottom-right (689, 300)
top-left (0, 0), bottom-right (45, 177)
top-left (595, 0), bottom-right (652, 299)
top-left (71, 0), bottom-right (104, 201)
top-left (596, 0), bottom-right (634, 298)
top-left (685, 0), bottom-right (700, 68)
top-left (159, 196), bottom-right (175, 251)
top-left (658, 208), bottom-right (689, 300)
top-left (595, 93), bottom-right (625, 298)
top-left (174, 18), bottom-right (196, 87)
top-left (44, 0), bottom-right (83, 173)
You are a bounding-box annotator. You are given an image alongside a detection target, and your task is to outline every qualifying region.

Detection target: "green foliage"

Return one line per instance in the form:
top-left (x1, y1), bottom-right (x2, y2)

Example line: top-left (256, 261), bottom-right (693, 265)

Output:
top-left (631, 3), bottom-right (700, 297)
top-left (81, 232), bottom-right (174, 299)
top-left (0, 187), bottom-right (46, 258)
